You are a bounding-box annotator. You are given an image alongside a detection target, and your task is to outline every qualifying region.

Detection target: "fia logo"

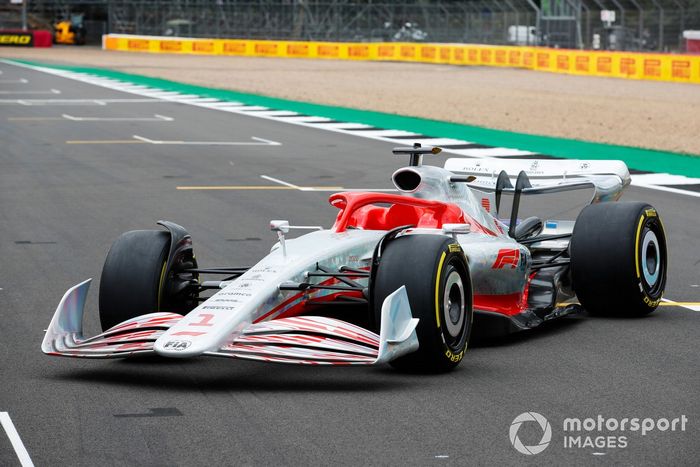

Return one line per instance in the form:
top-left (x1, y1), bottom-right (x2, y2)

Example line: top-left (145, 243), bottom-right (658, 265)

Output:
top-left (163, 340), bottom-right (191, 351)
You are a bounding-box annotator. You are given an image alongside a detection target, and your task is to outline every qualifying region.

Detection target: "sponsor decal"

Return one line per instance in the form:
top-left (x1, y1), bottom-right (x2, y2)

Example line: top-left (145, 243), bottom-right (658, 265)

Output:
top-left (557, 54), bottom-right (570, 70)
top-left (163, 340), bottom-right (191, 350)
top-left (671, 60), bottom-right (690, 79)
top-left (509, 50), bottom-right (521, 65)
top-left (217, 291), bottom-right (252, 297)
top-left (193, 41), bottom-right (215, 53)
top-left (160, 40), bottom-right (182, 52)
top-left (597, 56), bottom-right (612, 73)
top-left (317, 44), bottom-right (339, 57)
top-left (377, 45), bottom-right (395, 58)
top-left (128, 39), bottom-right (150, 50)
top-left (400, 45), bottom-right (416, 58)
top-left (448, 244), bottom-right (461, 253)
top-left (495, 49), bottom-right (507, 64)
top-left (620, 57), bottom-right (637, 75)
top-left (644, 59), bottom-right (661, 77)
top-left (250, 265), bottom-right (280, 274)
top-left (575, 56), bottom-right (590, 72)
top-left (287, 43), bottom-right (309, 56)
top-left (0, 32), bottom-right (33, 46)
top-left (254, 43), bottom-right (278, 55)
top-left (348, 45), bottom-right (369, 58)
top-left (444, 349), bottom-right (464, 362)
top-left (420, 46), bottom-right (436, 59)
top-left (223, 42), bottom-right (247, 54)
top-left (492, 249), bottom-right (520, 269)
top-left (439, 47), bottom-right (451, 61)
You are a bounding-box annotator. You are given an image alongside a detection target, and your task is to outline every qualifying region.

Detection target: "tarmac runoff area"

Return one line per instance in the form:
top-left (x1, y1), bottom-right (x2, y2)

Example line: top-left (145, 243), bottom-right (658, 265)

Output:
top-left (0, 60), bottom-right (698, 466)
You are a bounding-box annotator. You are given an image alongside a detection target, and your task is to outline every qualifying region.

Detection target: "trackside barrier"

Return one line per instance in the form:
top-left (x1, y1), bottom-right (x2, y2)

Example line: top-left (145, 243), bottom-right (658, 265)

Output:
top-left (102, 34), bottom-right (700, 85)
top-left (0, 30), bottom-right (52, 47)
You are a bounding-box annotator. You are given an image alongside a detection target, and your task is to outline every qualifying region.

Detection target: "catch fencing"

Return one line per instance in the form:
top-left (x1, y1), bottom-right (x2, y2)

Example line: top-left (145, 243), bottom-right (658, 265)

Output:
top-left (21, 0), bottom-right (700, 52)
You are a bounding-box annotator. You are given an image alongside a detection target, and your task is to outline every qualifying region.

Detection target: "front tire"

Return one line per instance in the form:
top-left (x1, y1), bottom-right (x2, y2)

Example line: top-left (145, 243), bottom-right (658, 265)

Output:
top-left (570, 202), bottom-right (667, 316)
top-left (98, 230), bottom-right (197, 331)
top-left (372, 235), bottom-right (473, 372)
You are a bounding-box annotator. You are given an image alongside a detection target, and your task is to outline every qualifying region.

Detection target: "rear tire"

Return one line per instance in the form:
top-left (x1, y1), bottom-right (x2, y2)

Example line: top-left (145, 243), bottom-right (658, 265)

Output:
top-left (570, 202), bottom-right (667, 316)
top-left (99, 230), bottom-right (197, 331)
top-left (372, 234), bottom-right (473, 373)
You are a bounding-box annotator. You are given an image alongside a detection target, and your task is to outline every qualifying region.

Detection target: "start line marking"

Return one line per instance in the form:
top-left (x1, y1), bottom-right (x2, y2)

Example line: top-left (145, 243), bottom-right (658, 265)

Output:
top-left (0, 412), bottom-right (35, 467)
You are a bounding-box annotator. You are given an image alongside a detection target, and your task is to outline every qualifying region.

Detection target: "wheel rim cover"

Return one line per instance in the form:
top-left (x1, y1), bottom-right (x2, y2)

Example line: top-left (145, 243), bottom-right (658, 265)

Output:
top-left (443, 270), bottom-right (465, 338)
top-left (641, 229), bottom-right (660, 287)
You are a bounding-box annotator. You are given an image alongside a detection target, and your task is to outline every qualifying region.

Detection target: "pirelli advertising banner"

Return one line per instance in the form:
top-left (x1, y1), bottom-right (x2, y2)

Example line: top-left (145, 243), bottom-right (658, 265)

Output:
top-left (102, 34), bottom-right (700, 85)
top-left (0, 30), bottom-right (34, 47)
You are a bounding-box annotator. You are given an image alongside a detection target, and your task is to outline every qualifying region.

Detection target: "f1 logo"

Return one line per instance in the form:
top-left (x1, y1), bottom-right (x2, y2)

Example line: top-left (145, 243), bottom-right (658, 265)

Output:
top-left (492, 249), bottom-right (520, 269)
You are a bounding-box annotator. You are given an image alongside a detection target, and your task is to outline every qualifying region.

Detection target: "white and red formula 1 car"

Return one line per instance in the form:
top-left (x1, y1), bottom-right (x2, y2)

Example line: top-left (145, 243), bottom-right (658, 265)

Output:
top-left (42, 145), bottom-right (667, 372)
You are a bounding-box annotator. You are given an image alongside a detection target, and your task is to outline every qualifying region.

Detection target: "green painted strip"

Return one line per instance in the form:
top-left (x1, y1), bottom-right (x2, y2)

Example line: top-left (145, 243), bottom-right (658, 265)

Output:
top-left (9, 58), bottom-right (700, 177)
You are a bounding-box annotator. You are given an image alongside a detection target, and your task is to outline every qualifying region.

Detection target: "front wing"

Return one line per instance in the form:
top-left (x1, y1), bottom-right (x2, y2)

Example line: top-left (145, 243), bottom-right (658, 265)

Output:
top-left (41, 279), bottom-right (419, 366)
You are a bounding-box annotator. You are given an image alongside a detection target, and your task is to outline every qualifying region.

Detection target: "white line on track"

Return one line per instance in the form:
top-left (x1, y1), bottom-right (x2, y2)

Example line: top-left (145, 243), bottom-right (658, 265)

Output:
top-left (0, 98), bottom-right (163, 105)
top-left (62, 113), bottom-right (173, 122)
top-left (260, 175), bottom-right (396, 192)
top-left (0, 88), bottom-right (59, 95)
top-left (629, 183), bottom-right (700, 198)
top-left (0, 412), bottom-right (35, 467)
top-left (0, 78), bottom-right (28, 83)
top-left (261, 175), bottom-right (303, 190)
top-left (132, 135), bottom-right (281, 146)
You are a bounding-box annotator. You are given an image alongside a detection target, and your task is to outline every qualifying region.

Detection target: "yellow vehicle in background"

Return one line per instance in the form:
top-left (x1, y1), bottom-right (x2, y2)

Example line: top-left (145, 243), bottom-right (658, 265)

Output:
top-left (54, 14), bottom-right (86, 45)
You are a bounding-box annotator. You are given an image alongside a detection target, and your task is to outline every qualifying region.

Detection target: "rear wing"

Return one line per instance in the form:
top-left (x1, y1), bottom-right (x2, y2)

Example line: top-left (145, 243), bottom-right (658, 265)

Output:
top-left (444, 158), bottom-right (630, 203)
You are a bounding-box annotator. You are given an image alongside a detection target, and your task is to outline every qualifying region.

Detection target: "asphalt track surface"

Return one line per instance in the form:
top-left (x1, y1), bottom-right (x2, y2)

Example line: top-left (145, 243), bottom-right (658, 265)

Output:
top-left (1, 62), bottom-right (698, 466)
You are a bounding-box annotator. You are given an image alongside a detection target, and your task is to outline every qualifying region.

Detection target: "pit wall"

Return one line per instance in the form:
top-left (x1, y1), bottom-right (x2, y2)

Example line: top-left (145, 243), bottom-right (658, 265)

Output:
top-left (103, 34), bottom-right (700, 85)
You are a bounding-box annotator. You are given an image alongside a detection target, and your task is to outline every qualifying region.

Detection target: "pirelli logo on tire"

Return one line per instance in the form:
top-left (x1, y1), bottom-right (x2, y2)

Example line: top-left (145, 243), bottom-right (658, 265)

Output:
top-left (0, 32), bottom-right (33, 47)
top-left (448, 243), bottom-right (461, 253)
